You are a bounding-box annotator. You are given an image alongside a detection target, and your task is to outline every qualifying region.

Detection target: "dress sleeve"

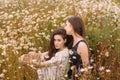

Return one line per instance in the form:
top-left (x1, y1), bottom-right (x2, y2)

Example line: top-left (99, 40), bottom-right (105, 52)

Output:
top-left (48, 55), bottom-right (62, 66)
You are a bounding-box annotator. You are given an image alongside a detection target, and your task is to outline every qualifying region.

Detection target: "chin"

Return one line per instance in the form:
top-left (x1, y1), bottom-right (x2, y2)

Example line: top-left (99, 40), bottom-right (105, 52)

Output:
top-left (67, 33), bottom-right (71, 35)
top-left (55, 47), bottom-right (60, 49)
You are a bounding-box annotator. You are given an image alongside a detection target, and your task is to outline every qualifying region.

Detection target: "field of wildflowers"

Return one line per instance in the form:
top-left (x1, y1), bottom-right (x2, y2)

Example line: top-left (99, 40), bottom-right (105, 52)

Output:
top-left (0, 0), bottom-right (120, 80)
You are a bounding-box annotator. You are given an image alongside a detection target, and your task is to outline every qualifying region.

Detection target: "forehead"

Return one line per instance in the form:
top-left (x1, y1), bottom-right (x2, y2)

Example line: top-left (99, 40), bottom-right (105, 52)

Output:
top-left (66, 20), bottom-right (69, 23)
top-left (54, 35), bottom-right (63, 39)
top-left (66, 20), bottom-right (71, 25)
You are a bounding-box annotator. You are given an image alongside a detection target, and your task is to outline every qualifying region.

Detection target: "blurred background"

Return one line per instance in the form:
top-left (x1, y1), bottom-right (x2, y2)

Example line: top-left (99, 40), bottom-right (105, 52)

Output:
top-left (0, 0), bottom-right (120, 80)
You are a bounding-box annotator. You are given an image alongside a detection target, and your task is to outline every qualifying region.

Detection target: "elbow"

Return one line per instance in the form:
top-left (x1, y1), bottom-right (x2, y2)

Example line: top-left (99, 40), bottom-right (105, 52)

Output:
top-left (83, 60), bottom-right (90, 67)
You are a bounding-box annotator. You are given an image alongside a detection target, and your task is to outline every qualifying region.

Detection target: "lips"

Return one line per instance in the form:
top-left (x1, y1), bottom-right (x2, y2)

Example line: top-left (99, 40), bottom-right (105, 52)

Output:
top-left (55, 45), bottom-right (59, 48)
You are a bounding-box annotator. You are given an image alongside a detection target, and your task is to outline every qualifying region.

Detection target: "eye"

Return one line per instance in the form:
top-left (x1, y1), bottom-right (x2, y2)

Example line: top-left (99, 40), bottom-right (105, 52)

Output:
top-left (54, 39), bottom-right (56, 41)
top-left (58, 39), bottom-right (61, 42)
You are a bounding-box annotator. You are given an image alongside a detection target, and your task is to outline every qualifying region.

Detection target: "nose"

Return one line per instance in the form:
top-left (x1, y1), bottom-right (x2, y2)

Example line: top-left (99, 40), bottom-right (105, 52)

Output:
top-left (64, 26), bottom-right (67, 31)
top-left (54, 41), bottom-right (58, 45)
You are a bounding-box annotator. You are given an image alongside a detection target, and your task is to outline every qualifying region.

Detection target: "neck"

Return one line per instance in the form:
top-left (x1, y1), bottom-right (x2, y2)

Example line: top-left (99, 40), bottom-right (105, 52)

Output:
top-left (72, 33), bottom-right (84, 44)
top-left (58, 46), bottom-right (66, 52)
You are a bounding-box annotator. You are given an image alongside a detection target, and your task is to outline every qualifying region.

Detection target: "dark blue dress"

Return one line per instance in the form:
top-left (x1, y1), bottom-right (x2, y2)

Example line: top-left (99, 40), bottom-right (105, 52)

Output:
top-left (67, 40), bottom-right (87, 79)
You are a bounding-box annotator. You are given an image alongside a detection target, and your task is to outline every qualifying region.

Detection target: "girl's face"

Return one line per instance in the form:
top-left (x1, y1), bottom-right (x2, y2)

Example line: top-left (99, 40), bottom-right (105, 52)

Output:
top-left (54, 35), bottom-right (66, 50)
top-left (64, 20), bottom-right (73, 35)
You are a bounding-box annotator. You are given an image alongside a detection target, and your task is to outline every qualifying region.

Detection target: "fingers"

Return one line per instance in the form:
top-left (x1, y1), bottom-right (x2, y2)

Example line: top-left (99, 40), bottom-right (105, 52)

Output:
top-left (19, 55), bottom-right (25, 63)
top-left (28, 51), bottom-right (36, 54)
top-left (19, 53), bottom-right (41, 67)
top-left (29, 53), bottom-right (41, 60)
top-left (31, 61), bottom-right (41, 68)
top-left (19, 54), bottom-right (31, 64)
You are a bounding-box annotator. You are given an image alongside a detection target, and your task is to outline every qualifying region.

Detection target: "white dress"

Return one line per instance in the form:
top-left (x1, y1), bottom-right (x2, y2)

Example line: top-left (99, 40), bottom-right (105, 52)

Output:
top-left (37, 48), bottom-right (69, 80)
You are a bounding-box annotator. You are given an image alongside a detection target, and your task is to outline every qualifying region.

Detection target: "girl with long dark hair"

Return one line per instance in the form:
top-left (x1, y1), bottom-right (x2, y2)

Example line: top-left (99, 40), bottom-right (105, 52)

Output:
top-left (19, 28), bottom-right (69, 80)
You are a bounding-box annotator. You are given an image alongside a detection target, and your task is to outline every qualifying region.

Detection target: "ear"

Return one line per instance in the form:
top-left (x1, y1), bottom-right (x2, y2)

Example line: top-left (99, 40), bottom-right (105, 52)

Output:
top-left (64, 39), bottom-right (67, 43)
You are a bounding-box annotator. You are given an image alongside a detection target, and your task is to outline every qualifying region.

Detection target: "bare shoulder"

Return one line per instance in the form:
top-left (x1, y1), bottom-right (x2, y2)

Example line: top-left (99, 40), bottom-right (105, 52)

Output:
top-left (77, 41), bottom-right (88, 54)
top-left (77, 42), bottom-right (90, 67)
top-left (78, 41), bottom-right (88, 48)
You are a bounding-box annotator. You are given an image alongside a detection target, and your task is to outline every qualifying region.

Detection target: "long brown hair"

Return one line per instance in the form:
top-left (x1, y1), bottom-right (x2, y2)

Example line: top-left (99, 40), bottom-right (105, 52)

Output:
top-left (45, 28), bottom-right (68, 60)
top-left (67, 16), bottom-right (86, 38)
top-left (66, 16), bottom-right (86, 48)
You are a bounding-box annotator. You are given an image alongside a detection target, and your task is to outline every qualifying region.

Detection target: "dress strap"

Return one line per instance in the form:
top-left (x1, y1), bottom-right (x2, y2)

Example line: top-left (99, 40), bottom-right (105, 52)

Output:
top-left (72, 40), bottom-right (87, 51)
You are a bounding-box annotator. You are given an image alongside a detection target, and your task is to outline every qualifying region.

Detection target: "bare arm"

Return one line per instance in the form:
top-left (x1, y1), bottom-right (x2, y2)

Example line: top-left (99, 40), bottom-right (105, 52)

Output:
top-left (33, 60), bottom-right (51, 68)
top-left (32, 57), bottom-right (52, 68)
top-left (40, 51), bottom-right (48, 60)
top-left (28, 51), bottom-right (48, 60)
top-left (32, 51), bottom-right (65, 68)
top-left (29, 51), bottom-right (50, 68)
top-left (19, 51), bottom-right (48, 64)
top-left (77, 42), bottom-right (90, 68)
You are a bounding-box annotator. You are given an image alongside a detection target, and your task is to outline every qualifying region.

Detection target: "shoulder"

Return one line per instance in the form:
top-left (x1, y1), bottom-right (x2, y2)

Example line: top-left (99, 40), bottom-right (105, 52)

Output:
top-left (77, 41), bottom-right (88, 53)
top-left (78, 41), bottom-right (87, 48)
top-left (57, 48), bottom-right (69, 53)
top-left (64, 48), bottom-right (69, 54)
top-left (56, 48), bottom-right (69, 56)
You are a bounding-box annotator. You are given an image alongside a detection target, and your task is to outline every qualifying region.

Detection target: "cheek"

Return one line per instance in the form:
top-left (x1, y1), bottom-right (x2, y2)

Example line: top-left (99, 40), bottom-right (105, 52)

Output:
top-left (66, 28), bottom-right (72, 35)
top-left (57, 41), bottom-right (65, 47)
top-left (54, 41), bottom-right (62, 46)
top-left (57, 41), bottom-right (62, 45)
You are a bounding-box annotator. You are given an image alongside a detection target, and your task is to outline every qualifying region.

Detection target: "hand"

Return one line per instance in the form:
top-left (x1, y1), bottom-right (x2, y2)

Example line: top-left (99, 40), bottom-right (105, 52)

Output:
top-left (19, 55), bottom-right (24, 62)
top-left (31, 61), bottom-right (42, 68)
top-left (28, 52), bottom-right (41, 61)
top-left (19, 54), bottom-right (32, 64)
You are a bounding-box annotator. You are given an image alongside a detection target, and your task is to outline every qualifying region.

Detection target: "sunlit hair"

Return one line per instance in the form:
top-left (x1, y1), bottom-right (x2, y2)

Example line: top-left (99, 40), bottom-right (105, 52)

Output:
top-left (66, 16), bottom-right (86, 48)
top-left (45, 28), bottom-right (67, 60)
top-left (67, 16), bottom-right (86, 38)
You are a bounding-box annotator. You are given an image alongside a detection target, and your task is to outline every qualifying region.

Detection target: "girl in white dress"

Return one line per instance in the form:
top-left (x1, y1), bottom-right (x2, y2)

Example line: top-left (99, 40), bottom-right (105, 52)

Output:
top-left (37, 47), bottom-right (69, 80)
top-left (19, 28), bottom-right (69, 80)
